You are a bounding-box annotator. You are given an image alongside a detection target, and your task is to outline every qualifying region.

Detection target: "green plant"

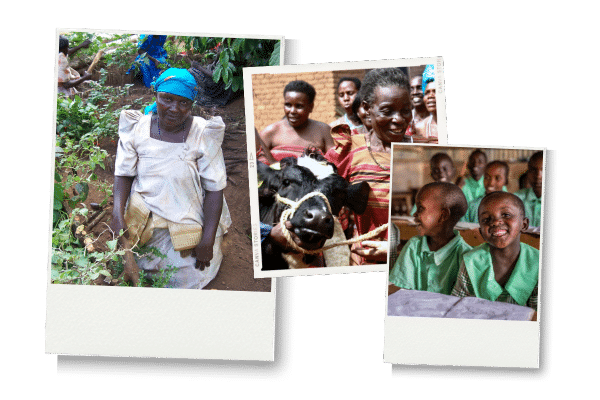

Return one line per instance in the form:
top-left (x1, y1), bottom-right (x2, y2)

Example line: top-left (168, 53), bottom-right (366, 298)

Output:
top-left (51, 207), bottom-right (125, 285)
top-left (183, 37), bottom-right (281, 92)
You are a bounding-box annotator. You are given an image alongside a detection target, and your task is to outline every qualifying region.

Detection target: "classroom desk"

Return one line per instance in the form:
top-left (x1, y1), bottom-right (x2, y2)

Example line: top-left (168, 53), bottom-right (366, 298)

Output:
top-left (391, 217), bottom-right (540, 249)
top-left (387, 285), bottom-right (536, 321)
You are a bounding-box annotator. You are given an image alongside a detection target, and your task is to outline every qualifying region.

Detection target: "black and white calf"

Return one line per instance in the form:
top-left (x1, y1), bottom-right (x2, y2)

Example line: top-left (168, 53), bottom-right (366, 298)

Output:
top-left (258, 150), bottom-right (370, 270)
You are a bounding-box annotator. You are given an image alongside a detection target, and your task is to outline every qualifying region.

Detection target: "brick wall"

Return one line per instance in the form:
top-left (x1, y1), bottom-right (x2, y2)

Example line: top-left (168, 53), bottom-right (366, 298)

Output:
top-left (252, 69), bottom-right (367, 133)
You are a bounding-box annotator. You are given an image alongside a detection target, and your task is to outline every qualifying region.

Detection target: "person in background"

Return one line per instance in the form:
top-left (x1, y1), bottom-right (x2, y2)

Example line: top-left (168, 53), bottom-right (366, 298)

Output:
top-left (514, 151), bottom-right (543, 228)
top-left (458, 149), bottom-right (487, 203)
top-left (408, 75), bottom-right (429, 136)
top-left (330, 77), bottom-right (363, 131)
top-left (258, 80), bottom-right (334, 164)
top-left (57, 35), bottom-right (94, 97)
top-left (126, 34), bottom-right (169, 88)
top-left (414, 64), bottom-right (437, 140)
top-left (462, 161), bottom-right (509, 223)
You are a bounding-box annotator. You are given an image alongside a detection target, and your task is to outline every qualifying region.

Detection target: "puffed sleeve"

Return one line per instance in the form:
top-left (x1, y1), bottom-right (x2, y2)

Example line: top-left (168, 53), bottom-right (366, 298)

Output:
top-left (197, 116), bottom-right (227, 192)
top-left (325, 124), bottom-right (354, 181)
top-left (114, 110), bottom-right (142, 177)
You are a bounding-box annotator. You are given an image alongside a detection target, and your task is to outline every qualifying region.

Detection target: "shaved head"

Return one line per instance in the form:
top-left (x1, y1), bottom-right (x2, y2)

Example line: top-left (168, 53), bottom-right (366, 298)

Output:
top-left (419, 181), bottom-right (468, 224)
top-left (479, 191), bottom-right (526, 218)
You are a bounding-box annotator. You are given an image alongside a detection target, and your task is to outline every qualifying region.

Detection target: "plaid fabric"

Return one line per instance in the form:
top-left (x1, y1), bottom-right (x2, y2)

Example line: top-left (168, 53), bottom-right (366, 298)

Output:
top-left (452, 245), bottom-right (539, 310)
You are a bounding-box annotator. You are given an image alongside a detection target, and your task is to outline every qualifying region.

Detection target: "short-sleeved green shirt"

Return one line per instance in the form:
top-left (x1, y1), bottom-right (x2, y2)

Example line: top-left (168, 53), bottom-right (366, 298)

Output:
top-left (389, 231), bottom-right (473, 294)
top-left (462, 176), bottom-right (485, 204)
top-left (452, 243), bottom-right (539, 310)
top-left (514, 188), bottom-right (542, 228)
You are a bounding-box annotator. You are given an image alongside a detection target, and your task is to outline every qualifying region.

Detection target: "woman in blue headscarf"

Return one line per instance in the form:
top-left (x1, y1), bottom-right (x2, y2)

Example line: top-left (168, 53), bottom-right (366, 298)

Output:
top-left (111, 68), bottom-right (231, 289)
top-left (414, 64), bottom-right (438, 139)
top-left (126, 34), bottom-right (170, 87)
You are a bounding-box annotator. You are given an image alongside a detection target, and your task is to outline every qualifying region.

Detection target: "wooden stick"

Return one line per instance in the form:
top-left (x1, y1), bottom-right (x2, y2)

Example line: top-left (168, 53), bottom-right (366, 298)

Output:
top-left (87, 50), bottom-right (104, 74)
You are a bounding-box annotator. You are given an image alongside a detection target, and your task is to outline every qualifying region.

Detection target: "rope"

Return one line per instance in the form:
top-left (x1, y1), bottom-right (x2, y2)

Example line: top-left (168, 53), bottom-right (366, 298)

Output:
top-left (275, 192), bottom-right (389, 255)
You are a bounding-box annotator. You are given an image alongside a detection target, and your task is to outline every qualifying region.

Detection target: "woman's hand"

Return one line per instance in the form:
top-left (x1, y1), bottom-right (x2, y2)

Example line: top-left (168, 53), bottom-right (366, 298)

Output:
top-left (110, 212), bottom-right (127, 239)
top-left (192, 238), bottom-right (214, 270)
top-left (352, 240), bottom-right (388, 263)
top-left (269, 221), bottom-right (308, 252)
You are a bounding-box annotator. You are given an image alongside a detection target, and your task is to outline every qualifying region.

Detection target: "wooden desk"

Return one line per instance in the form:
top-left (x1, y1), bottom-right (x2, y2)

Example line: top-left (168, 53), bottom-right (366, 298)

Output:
top-left (391, 217), bottom-right (540, 249)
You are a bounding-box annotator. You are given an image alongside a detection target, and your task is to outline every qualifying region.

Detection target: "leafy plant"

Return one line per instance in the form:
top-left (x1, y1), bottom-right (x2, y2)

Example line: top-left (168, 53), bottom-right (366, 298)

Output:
top-left (51, 207), bottom-right (122, 285)
top-left (183, 37), bottom-right (281, 92)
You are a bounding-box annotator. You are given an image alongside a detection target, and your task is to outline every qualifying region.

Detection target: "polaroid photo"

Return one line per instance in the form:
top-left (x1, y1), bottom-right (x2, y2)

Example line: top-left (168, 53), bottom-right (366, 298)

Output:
top-left (384, 144), bottom-right (544, 367)
top-left (46, 29), bottom-right (282, 361)
top-left (245, 57), bottom-right (447, 278)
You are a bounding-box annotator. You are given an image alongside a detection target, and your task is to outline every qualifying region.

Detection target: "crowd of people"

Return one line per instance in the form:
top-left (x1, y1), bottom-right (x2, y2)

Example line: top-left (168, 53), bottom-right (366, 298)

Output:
top-left (256, 66), bottom-right (439, 266)
top-left (389, 149), bottom-right (543, 311)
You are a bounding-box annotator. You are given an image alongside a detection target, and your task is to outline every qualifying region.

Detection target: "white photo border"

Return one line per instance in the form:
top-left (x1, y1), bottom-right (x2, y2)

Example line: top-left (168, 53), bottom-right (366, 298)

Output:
top-left (244, 56), bottom-right (447, 278)
top-left (384, 142), bottom-right (545, 368)
top-left (46, 28), bottom-right (282, 361)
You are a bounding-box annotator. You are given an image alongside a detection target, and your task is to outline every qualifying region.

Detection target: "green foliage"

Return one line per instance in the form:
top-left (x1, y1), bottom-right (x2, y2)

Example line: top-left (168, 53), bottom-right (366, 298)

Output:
top-left (183, 37), bottom-right (281, 92)
top-left (64, 32), bottom-right (137, 71)
top-left (51, 207), bottom-right (124, 285)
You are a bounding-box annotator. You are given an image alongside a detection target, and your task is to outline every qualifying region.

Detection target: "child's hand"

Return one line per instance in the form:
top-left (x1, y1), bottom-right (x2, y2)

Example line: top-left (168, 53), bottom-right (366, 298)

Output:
top-left (352, 240), bottom-right (388, 262)
top-left (192, 239), bottom-right (214, 270)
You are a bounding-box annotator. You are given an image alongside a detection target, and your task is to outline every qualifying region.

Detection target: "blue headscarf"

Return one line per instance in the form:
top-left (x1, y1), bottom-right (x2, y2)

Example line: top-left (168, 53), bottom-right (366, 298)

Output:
top-left (422, 64), bottom-right (435, 94)
top-left (144, 68), bottom-right (198, 114)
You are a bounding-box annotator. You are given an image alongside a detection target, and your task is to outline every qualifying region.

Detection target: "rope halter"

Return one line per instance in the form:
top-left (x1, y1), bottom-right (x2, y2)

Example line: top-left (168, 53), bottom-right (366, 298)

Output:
top-left (274, 191), bottom-right (388, 255)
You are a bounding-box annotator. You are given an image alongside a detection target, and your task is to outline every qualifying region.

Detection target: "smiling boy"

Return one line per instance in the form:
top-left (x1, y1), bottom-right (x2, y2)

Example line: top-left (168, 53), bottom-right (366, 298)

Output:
top-left (389, 182), bottom-right (471, 294)
top-left (258, 80), bottom-right (334, 163)
top-left (452, 192), bottom-right (539, 310)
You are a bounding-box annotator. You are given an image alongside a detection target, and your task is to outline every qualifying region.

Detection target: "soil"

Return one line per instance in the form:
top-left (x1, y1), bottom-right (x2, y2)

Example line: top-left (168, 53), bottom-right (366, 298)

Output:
top-left (77, 81), bottom-right (270, 292)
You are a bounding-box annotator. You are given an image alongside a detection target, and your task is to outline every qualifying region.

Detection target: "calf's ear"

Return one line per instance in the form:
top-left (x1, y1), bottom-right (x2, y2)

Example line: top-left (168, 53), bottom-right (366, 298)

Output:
top-left (257, 161), bottom-right (277, 181)
top-left (346, 181), bottom-right (370, 214)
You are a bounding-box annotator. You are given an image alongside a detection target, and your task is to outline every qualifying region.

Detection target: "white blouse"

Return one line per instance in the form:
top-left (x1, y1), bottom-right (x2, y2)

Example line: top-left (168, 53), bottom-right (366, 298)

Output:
top-left (115, 110), bottom-right (231, 235)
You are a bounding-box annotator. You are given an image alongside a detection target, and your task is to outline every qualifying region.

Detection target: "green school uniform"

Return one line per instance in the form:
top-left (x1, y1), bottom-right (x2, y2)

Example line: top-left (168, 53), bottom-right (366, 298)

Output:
top-left (389, 231), bottom-right (472, 295)
top-left (452, 243), bottom-right (539, 310)
top-left (462, 176), bottom-right (485, 204)
top-left (514, 188), bottom-right (542, 227)
top-left (461, 186), bottom-right (508, 223)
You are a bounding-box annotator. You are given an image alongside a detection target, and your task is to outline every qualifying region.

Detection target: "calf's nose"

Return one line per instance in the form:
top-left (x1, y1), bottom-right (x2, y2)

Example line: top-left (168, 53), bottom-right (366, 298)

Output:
top-left (295, 206), bottom-right (334, 237)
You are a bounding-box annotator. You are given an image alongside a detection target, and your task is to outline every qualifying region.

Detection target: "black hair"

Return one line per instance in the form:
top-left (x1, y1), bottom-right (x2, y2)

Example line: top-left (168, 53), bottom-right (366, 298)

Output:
top-left (59, 36), bottom-right (69, 54)
top-left (284, 80), bottom-right (316, 103)
top-left (351, 93), bottom-right (362, 116)
top-left (468, 149), bottom-right (487, 163)
top-left (430, 152), bottom-right (453, 166)
top-left (337, 77), bottom-right (361, 92)
top-left (419, 182), bottom-right (468, 224)
top-left (485, 160), bottom-right (510, 186)
top-left (518, 172), bottom-right (528, 190)
top-left (358, 68), bottom-right (410, 106)
top-left (479, 191), bottom-right (526, 219)
top-left (528, 151), bottom-right (543, 168)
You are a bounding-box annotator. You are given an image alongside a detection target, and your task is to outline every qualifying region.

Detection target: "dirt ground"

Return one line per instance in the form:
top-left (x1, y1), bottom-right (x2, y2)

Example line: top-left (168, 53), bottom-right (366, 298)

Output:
top-left (79, 82), bottom-right (271, 292)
